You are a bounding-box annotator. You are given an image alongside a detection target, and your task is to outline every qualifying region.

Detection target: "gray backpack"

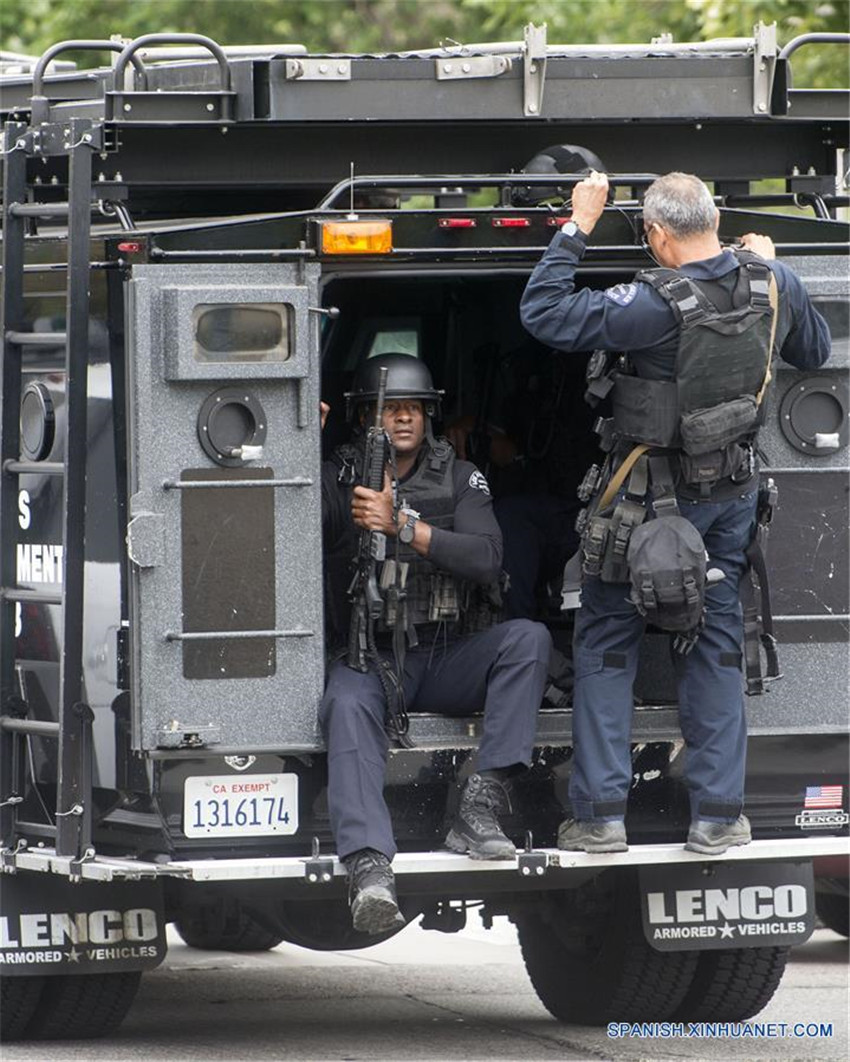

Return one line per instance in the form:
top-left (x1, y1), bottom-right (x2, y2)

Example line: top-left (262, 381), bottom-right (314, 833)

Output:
top-left (627, 516), bottom-right (707, 654)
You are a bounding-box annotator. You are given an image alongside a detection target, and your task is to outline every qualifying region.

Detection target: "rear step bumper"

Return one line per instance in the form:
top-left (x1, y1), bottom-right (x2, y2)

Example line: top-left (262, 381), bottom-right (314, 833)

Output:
top-left (4, 835), bottom-right (848, 883)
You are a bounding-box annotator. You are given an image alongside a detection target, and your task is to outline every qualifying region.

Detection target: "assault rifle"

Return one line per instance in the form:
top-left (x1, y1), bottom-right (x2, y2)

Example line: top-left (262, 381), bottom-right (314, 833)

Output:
top-left (347, 366), bottom-right (390, 671)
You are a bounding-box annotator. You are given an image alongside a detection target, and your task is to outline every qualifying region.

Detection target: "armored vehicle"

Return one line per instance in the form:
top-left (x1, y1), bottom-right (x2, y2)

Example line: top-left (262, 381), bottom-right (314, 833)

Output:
top-left (1, 24), bottom-right (848, 1040)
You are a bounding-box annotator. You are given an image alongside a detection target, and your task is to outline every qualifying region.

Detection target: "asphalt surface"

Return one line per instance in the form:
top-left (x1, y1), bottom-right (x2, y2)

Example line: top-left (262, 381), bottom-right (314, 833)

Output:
top-left (3, 921), bottom-right (847, 1061)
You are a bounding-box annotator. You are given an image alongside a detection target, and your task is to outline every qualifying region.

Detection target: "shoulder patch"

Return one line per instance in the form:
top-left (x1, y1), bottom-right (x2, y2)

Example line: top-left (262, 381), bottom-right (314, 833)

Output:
top-left (468, 470), bottom-right (491, 496)
top-left (604, 282), bottom-right (639, 307)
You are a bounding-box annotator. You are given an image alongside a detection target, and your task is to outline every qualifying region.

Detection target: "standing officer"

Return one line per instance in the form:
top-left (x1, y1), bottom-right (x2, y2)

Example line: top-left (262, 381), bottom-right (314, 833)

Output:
top-left (321, 354), bottom-right (551, 934)
top-left (520, 171), bottom-right (830, 855)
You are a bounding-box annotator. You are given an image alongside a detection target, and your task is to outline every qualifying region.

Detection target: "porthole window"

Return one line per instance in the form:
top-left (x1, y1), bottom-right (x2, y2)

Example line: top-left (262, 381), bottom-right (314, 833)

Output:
top-left (193, 303), bottom-right (293, 363)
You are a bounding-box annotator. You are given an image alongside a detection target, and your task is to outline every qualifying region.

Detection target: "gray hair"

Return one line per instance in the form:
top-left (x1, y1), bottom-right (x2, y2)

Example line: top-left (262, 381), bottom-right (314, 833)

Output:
top-left (643, 172), bottom-right (717, 239)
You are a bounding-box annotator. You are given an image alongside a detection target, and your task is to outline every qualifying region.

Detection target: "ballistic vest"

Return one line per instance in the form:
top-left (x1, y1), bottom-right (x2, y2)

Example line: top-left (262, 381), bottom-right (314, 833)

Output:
top-left (383, 439), bottom-right (458, 634)
top-left (325, 438), bottom-right (468, 647)
top-left (611, 251), bottom-right (775, 489)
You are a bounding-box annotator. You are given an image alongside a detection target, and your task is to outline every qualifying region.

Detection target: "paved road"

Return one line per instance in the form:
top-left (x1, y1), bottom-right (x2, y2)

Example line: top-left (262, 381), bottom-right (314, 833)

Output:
top-left (4, 922), bottom-right (847, 1061)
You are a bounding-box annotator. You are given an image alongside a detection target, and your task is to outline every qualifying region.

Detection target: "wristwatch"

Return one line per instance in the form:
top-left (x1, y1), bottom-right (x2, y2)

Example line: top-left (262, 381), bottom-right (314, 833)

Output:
top-left (398, 507), bottom-right (420, 545)
top-left (561, 220), bottom-right (584, 239)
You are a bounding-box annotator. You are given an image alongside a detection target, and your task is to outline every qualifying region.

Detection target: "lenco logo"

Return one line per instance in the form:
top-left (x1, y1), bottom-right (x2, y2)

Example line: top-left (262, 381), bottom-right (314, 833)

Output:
top-left (647, 885), bottom-right (808, 924)
top-left (0, 908), bottom-right (159, 949)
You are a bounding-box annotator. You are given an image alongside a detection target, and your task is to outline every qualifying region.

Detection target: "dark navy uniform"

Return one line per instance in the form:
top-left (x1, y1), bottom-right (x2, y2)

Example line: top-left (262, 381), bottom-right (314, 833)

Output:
top-left (520, 228), bottom-right (830, 824)
top-left (320, 445), bottom-right (551, 860)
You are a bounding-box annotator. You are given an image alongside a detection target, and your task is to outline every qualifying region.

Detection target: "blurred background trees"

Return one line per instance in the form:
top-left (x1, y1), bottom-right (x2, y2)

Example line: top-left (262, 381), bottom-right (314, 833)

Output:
top-left (1, 0), bottom-right (846, 86)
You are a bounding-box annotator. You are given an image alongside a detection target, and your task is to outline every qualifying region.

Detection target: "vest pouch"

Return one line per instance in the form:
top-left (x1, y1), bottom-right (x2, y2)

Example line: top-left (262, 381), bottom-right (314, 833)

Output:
top-left (429, 572), bottom-right (460, 622)
top-left (612, 376), bottom-right (679, 447)
top-left (581, 514), bottom-right (611, 578)
top-left (679, 395), bottom-right (759, 456)
top-left (600, 498), bottom-right (646, 583)
top-left (678, 444), bottom-right (751, 487)
top-left (459, 576), bottom-right (505, 634)
top-left (627, 516), bottom-right (706, 635)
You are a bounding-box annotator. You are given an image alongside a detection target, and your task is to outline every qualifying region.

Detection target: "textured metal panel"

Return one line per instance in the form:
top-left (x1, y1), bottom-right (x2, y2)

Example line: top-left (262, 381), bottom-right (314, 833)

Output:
top-left (126, 263), bottom-right (324, 751)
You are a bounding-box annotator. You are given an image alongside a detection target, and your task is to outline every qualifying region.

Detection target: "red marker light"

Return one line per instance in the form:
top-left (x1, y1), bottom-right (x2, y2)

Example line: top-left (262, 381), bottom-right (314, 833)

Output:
top-left (547, 216), bottom-right (573, 227)
top-left (439, 218), bottom-right (477, 229)
top-left (492, 217), bottom-right (531, 228)
top-left (117, 241), bottom-right (143, 253)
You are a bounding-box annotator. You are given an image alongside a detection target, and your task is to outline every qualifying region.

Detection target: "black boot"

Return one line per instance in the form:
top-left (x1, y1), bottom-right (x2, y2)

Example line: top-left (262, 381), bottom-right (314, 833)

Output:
top-left (445, 773), bottom-right (516, 860)
top-left (344, 849), bottom-right (406, 935)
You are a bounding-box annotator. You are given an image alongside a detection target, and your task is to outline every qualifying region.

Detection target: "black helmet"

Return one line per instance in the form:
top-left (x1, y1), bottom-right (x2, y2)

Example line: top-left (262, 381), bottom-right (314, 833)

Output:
top-left (512, 143), bottom-right (607, 207)
top-left (345, 353), bottom-right (443, 422)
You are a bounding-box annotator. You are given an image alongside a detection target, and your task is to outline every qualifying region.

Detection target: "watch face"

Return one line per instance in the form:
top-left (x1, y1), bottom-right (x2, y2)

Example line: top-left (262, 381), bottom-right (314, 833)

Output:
top-left (399, 520), bottom-right (414, 544)
top-left (562, 221), bottom-right (579, 237)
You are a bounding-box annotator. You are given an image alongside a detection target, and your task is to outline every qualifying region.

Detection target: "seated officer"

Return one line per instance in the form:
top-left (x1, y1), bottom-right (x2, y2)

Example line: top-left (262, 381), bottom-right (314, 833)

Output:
top-left (320, 354), bottom-right (551, 934)
top-left (521, 171), bottom-right (830, 856)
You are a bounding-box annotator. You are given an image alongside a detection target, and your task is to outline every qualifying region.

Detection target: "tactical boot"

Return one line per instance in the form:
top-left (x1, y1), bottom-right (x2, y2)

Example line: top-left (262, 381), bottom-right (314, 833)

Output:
top-left (445, 773), bottom-right (516, 860)
top-left (685, 815), bottom-right (751, 855)
top-left (344, 849), bottom-right (406, 934)
top-left (557, 818), bottom-right (628, 853)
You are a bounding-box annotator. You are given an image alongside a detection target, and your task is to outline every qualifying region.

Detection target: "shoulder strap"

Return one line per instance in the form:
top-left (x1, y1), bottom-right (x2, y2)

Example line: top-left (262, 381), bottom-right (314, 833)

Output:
top-left (635, 268), bottom-right (714, 327)
top-left (756, 273), bottom-right (779, 408)
top-left (634, 266), bottom-right (680, 289)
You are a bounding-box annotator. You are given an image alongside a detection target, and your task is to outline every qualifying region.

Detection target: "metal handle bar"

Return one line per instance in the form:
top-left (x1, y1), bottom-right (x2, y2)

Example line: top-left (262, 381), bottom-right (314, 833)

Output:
top-left (32, 40), bottom-right (148, 96)
top-left (114, 33), bottom-right (232, 92)
top-left (779, 32), bottom-right (850, 59)
top-left (317, 173), bottom-right (659, 209)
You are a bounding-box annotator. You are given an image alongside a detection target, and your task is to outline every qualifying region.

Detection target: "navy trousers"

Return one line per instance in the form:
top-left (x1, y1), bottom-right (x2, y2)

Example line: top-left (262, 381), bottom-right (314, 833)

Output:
top-left (319, 619), bottom-right (551, 860)
top-left (569, 489), bottom-right (758, 824)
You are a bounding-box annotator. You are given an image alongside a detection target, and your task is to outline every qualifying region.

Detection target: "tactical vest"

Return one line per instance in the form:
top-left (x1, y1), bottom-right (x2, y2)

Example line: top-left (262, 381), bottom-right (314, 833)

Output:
top-left (571, 253), bottom-right (781, 685)
top-left (610, 250), bottom-right (776, 489)
top-left (326, 438), bottom-right (493, 648)
top-left (383, 439), bottom-right (458, 634)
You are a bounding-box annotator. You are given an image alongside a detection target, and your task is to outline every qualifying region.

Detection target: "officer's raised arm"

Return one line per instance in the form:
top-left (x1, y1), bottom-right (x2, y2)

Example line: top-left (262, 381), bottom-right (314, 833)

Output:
top-left (520, 172), bottom-right (673, 353)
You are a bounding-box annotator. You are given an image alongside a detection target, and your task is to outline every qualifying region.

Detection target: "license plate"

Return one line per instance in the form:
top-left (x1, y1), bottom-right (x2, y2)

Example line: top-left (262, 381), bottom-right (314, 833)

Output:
top-left (183, 773), bottom-right (298, 838)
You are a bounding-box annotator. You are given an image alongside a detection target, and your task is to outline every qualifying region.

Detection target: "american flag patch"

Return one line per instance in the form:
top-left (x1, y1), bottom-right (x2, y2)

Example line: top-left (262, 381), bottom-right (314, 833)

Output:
top-left (804, 785), bottom-right (843, 809)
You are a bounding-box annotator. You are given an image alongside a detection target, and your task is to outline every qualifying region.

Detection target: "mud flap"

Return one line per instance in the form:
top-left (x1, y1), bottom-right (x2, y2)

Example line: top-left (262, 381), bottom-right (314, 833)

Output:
top-left (0, 874), bottom-right (166, 976)
top-left (639, 860), bottom-right (815, 951)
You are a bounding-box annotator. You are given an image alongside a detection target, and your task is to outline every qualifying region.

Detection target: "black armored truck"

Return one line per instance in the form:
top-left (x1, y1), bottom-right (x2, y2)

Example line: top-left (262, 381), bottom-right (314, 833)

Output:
top-left (0, 24), bottom-right (848, 1040)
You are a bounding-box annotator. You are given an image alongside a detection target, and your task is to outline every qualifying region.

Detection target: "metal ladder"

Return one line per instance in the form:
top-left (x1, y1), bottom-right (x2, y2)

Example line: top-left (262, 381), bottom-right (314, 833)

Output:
top-left (0, 116), bottom-right (100, 861)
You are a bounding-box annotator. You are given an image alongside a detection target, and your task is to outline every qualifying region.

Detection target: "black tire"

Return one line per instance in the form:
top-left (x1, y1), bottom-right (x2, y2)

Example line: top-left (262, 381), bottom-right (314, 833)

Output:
top-left (671, 946), bottom-right (789, 1022)
top-left (174, 901), bottom-right (285, 951)
top-left (516, 871), bottom-right (698, 1025)
top-left (26, 971), bottom-right (141, 1040)
top-left (0, 976), bottom-right (46, 1042)
top-left (816, 891), bottom-right (849, 938)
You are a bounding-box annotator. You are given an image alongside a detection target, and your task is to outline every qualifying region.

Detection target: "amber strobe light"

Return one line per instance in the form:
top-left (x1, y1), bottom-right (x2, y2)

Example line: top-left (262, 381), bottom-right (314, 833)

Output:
top-left (321, 219), bottom-right (393, 254)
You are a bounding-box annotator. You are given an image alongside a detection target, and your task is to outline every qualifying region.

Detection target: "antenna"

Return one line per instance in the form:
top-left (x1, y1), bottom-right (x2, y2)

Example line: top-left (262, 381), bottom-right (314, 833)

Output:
top-left (349, 161), bottom-right (356, 219)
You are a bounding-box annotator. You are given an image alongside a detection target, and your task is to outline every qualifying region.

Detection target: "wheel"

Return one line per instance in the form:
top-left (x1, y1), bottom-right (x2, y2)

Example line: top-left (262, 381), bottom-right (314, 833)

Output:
top-left (816, 890), bottom-right (849, 937)
top-left (516, 871), bottom-right (698, 1025)
top-left (0, 976), bottom-right (46, 1042)
top-left (26, 972), bottom-right (141, 1040)
top-left (671, 946), bottom-right (790, 1022)
top-left (174, 899), bottom-right (285, 951)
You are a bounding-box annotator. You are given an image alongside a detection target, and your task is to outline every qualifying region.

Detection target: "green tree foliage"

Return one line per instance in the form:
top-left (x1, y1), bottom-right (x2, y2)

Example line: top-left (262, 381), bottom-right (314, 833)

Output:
top-left (1, 0), bottom-right (846, 85)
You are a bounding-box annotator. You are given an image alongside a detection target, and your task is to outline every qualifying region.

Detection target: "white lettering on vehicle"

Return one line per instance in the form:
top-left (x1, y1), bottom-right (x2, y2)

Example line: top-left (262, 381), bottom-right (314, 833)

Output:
top-left (16, 543), bottom-right (64, 584)
top-left (647, 885), bottom-right (807, 924)
top-left (0, 909), bottom-right (159, 948)
top-left (18, 489), bottom-right (31, 530)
